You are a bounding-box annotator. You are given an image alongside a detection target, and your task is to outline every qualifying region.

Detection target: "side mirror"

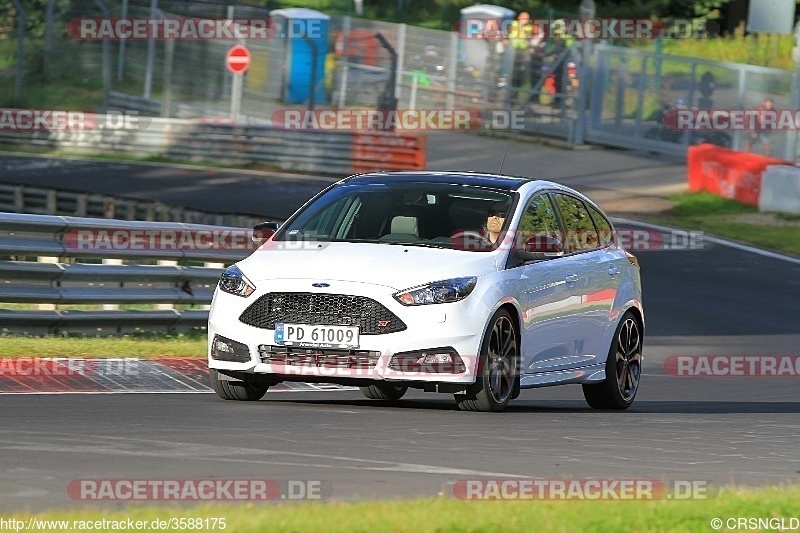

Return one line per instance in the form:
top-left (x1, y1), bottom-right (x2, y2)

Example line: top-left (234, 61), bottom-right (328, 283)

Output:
top-left (252, 221), bottom-right (280, 243)
top-left (520, 235), bottom-right (564, 262)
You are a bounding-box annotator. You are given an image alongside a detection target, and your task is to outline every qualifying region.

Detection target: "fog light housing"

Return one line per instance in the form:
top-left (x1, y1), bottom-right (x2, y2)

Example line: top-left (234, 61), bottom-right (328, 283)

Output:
top-left (417, 353), bottom-right (453, 364)
top-left (211, 335), bottom-right (251, 362)
top-left (388, 348), bottom-right (465, 373)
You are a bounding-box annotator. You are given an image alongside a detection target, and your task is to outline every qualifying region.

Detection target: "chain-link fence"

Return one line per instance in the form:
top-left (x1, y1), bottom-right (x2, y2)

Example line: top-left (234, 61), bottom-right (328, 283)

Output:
top-left (584, 44), bottom-right (796, 159)
top-left (332, 14), bottom-right (581, 140)
top-left (1, 0), bottom-right (108, 108)
top-left (2, 1), bottom-right (799, 160)
top-left (2, 2), bottom-right (581, 132)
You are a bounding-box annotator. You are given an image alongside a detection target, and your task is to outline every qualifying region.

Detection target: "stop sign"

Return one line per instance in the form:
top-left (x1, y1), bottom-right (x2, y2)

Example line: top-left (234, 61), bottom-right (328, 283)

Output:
top-left (226, 45), bottom-right (251, 74)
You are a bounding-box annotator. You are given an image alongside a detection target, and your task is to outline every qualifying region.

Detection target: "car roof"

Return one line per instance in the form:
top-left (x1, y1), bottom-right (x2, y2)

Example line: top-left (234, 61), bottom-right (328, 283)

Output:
top-left (342, 171), bottom-right (537, 191)
top-left (339, 171), bottom-right (603, 212)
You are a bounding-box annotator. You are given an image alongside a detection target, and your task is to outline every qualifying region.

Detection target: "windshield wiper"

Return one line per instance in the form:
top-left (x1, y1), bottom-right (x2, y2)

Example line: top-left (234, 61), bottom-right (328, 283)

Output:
top-left (381, 241), bottom-right (450, 249)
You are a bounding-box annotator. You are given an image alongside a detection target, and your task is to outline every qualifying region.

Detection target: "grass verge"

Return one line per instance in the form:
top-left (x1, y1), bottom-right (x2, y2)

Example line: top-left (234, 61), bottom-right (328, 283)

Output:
top-left (632, 33), bottom-right (795, 71)
top-left (0, 333), bottom-right (206, 358)
top-left (12, 485), bottom-right (800, 532)
top-left (640, 191), bottom-right (800, 257)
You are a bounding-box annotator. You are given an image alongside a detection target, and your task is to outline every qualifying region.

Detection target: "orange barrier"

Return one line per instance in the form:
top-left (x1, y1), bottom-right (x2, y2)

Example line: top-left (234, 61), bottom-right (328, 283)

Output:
top-left (687, 144), bottom-right (789, 206)
top-left (352, 132), bottom-right (427, 173)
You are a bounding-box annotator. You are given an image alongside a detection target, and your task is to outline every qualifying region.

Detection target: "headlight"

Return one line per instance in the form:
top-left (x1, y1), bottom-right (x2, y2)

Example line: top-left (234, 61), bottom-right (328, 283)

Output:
top-left (219, 265), bottom-right (255, 297)
top-left (393, 277), bottom-right (477, 306)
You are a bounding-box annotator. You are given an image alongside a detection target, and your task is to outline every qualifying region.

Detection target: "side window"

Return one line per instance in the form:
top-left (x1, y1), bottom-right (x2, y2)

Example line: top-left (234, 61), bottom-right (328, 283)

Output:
top-left (553, 194), bottom-right (600, 253)
top-left (517, 194), bottom-right (561, 245)
top-left (587, 204), bottom-right (614, 247)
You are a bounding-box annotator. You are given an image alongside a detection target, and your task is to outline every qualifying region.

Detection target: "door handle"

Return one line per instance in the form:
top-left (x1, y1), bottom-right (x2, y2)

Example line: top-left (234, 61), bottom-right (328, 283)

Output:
top-left (608, 266), bottom-right (620, 276)
top-left (565, 274), bottom-right (579, 284)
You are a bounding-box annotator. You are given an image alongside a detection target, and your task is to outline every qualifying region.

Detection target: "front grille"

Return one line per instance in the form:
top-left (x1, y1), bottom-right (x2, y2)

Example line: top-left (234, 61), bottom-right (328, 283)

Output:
top-left (259, 345), bottom-right (380, 369)
top-left (239, 292), bottom-right (407, 334)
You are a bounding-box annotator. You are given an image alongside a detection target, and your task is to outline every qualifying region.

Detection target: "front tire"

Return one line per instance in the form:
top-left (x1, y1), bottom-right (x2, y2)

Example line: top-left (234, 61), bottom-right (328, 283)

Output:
top-left (583, 311), bottom-right (642, 410)
top-left (209, 369), bottom-right (269, 401)
top-left (359, 383), bottom-right (408, 401)
top-left (455, 309), bottom-right (518, 412)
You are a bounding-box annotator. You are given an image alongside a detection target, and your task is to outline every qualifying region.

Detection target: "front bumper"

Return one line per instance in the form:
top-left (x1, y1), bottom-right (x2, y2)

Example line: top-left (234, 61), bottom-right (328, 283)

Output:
top-left (208, 279), bottom-right (488, 384)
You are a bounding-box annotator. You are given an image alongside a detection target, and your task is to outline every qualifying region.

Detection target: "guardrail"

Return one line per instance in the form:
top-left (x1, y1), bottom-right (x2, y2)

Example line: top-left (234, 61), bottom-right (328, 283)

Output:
top-left (0, 212), bottom-right (254, 335)
top-left (0, 116), bottom-right (427, 176)
top-left (0, 182), bottom-right (261, 227)
top-left (108, 91), bottom-right (164, 116)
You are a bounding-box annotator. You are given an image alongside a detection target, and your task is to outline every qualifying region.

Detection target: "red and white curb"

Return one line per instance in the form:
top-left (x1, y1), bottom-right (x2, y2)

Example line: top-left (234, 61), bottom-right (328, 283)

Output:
top-left (0, 357), bottom-right (353, 394)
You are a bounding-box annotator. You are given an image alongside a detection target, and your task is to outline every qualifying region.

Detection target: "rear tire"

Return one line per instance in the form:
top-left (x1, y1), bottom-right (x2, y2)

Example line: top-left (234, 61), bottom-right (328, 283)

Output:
top-left (210, 369), bottom-right (269, 401)
top-left (455, 309), bottom-right (518, 412)
top-left (582, 311), bottom-right (642, 410)
top-left (359, 383), bottom-right (408, 400)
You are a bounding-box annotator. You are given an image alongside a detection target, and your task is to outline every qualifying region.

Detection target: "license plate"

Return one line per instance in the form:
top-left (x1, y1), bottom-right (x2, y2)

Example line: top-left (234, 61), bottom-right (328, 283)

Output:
top-left (274, 323), bottom-right (360, 349)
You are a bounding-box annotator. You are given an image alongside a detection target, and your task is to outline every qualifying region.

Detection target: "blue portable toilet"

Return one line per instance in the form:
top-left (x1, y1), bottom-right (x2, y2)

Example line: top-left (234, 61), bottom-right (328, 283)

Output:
top-left (271, 8), bottom-right (330, 105)
top-left (458, 4), bottom-right (515, 80)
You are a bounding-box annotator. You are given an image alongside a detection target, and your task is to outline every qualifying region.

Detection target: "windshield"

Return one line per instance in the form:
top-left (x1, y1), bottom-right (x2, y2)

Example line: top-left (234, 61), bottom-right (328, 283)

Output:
top-left (275, 180), bottom-right (515, 251)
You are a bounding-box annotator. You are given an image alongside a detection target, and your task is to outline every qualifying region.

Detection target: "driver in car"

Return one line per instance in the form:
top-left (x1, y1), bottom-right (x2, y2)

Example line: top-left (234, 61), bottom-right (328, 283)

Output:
top-left (484, 201), bottom-right (508, 245)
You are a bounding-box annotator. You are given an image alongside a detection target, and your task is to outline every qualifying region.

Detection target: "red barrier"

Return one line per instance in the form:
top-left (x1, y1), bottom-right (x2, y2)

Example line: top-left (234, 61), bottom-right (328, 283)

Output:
top-left (352, 132), bottom-right (427, 173)
top-left (687, 144), bottom-right (789, 206)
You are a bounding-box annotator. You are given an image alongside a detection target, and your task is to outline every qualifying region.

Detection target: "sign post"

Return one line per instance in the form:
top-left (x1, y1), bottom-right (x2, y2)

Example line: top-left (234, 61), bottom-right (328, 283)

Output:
top-left (226, 45), bottom-right (251, 122)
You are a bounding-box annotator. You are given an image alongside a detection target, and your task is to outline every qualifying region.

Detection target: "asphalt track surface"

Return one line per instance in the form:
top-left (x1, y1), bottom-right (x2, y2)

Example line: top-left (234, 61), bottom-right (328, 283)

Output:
top-left (1, 140), bottom-right (799, 510)
top-left (1, 226), bottom-right (799, 511)
top-left (0, 133), bottom-right (684, 219)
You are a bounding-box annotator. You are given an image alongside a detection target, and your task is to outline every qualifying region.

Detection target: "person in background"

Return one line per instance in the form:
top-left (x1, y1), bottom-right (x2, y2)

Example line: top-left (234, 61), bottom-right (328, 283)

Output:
top-left (527, 22), bottom-right (546, 101)
top-left (508, 12), bottom-right (533, 102)
top-left (746, 97), bottom-right (774, 155)
top-left (545, 23), bottom-right (568, 108)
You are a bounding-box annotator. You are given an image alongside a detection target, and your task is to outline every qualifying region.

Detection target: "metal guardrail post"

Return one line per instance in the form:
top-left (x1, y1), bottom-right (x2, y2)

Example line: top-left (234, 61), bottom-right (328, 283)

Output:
top-left (446, 32), bottom-right (458, 111)
top-left (118, 0), bottom-right (129, 82)
top-left (101, 258), bottom-right (123, 311)
top-left (336, 16), bottom-right (351, 109)
top-left (156, 260), bottom-right (178, 310)
top-left (10, 0), bottom-right (25, 102)
top-left (44, 0), bottom-right (55, 80)
top-left (93, 0), bottom-right (112, 108)
top-left (36, 256), bottom-right (59, 311)
top-left (144, 0), bottom-right (159, 99)
top-left (162, 38), bottom-right (176, 117)
top-left (733, 69), bottom-right (747, 152)
top-left (786, 22), bottom-right (800, 161)
top-left (574, 64), bottom-right (588, 145)
top-left (633, 55), bottom-right (647, 139)
top-left (395, 23), bottom-right (406, 103)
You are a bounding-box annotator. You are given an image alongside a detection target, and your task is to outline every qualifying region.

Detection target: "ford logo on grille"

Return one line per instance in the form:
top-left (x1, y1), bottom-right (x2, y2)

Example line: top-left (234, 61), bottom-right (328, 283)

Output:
top-left (311, 283), bottom-right (330, 288)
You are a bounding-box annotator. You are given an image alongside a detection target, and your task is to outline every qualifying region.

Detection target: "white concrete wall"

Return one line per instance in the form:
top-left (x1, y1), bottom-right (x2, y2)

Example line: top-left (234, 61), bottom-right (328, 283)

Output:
top-left (760, 165), bottom-right (800, 215)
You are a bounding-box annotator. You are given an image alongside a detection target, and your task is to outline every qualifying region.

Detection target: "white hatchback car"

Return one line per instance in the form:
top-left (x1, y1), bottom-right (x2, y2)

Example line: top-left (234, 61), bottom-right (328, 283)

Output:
top-left (208, 172), bottom-right (643, 412)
